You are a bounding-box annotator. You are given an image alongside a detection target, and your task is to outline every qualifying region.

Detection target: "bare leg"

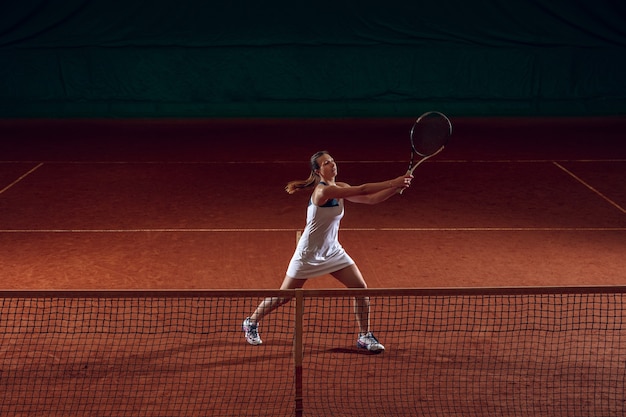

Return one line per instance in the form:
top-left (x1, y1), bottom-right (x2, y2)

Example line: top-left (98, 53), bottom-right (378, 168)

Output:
top-left (249, 275), bottom-right (307, 324)
top-left (330, 264), bottom-right (369, 334)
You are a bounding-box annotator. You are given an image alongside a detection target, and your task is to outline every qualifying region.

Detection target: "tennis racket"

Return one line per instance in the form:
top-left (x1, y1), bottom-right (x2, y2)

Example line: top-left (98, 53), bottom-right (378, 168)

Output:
top-left (400, 111), bottom-right (452, 194)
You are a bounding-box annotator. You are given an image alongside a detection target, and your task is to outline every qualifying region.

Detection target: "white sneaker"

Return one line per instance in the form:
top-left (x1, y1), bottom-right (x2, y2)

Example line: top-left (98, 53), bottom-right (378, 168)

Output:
top-left (242, 318), bottom-right (262, 345)
top-left (357, 332), bottom-right (385, 352)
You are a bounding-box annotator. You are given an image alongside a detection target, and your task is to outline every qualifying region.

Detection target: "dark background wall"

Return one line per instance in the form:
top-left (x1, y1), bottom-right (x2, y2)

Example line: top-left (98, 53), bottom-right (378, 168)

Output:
top-left (1, 1), bottom-right (625, 118)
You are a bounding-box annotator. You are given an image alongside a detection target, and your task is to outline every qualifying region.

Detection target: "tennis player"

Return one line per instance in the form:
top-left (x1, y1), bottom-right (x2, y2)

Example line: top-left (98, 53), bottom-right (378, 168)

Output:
top-left (243, 151), bottom-right (413, 352)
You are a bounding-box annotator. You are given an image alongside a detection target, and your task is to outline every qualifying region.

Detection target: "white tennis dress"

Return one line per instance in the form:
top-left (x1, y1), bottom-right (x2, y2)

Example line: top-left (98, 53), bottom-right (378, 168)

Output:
top-left (286, 191), bottom-right (355, 279)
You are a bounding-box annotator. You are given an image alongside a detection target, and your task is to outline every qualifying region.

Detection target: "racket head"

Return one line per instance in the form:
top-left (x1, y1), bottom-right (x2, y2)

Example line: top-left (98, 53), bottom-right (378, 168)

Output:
top-left (410, 111), bottom-right (452, 157)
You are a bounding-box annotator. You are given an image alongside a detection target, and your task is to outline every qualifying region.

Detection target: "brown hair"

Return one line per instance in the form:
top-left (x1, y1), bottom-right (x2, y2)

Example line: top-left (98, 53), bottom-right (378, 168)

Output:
top-left (285, 151), bottom-right (328, 194)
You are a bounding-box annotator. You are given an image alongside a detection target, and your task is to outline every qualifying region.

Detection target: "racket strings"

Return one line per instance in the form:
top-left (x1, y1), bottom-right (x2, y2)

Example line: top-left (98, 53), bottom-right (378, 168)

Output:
top-left (403, 111), bottom-right (452, 182)
top-left (412, 119), bottom-right (450, 156)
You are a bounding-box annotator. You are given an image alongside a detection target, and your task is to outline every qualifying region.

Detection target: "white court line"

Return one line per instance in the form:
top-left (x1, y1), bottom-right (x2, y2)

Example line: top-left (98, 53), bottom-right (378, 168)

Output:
top-left (553, 162), bottom-right (626, 214)
top-left (0, 163), bottom-right (44, 195)
top-left (0, 227), bottom-right (624, 233)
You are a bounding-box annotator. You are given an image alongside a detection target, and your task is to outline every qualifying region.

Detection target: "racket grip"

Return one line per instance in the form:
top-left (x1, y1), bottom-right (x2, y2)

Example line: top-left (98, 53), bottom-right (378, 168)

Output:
top-left (398, 169), bottom-right (413, 195)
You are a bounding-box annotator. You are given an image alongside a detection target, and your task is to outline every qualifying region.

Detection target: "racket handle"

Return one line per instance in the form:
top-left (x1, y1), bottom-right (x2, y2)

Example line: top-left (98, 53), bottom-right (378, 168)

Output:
top-left (398, 169), bottom-right (412, 195)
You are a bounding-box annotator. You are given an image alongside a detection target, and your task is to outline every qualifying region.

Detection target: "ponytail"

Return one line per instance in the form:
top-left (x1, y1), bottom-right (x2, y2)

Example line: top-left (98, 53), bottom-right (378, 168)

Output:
top-left (284, 151), bottom-right (328, 194)
top-left (285, 173), bottom-right (318, 194)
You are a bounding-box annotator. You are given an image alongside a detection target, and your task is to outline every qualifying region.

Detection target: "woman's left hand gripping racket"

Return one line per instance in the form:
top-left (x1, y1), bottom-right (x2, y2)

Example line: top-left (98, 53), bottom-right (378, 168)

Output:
top-left (400, 111), bottom-right (452, 194)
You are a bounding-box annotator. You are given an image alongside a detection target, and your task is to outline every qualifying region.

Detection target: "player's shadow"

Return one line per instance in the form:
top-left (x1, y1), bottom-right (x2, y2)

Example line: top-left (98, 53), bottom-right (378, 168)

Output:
top-left (327, 347), bottom-right (383, 355)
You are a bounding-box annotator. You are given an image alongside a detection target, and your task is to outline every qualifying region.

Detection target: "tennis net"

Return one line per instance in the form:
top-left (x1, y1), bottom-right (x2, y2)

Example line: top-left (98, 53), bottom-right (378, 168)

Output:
top-left (1, 287), bottom-right (624, 416)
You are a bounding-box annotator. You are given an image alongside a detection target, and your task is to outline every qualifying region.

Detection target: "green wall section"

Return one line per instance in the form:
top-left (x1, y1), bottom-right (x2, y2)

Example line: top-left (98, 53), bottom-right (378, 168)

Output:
top-left (1, 1), bottom-right (625, 118)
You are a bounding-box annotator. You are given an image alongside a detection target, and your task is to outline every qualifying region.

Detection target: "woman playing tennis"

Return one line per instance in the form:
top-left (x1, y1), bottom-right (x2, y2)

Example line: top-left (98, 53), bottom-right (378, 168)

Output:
top-left (243, 151), bottom-right (413, 352)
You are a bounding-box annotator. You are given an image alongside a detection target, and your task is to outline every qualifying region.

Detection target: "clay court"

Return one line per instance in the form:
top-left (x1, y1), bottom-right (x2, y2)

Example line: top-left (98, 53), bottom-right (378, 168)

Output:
top-left (0, 118), bottom-right (624, 416)
top-left (1, 118), bottom-right (624, 290)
